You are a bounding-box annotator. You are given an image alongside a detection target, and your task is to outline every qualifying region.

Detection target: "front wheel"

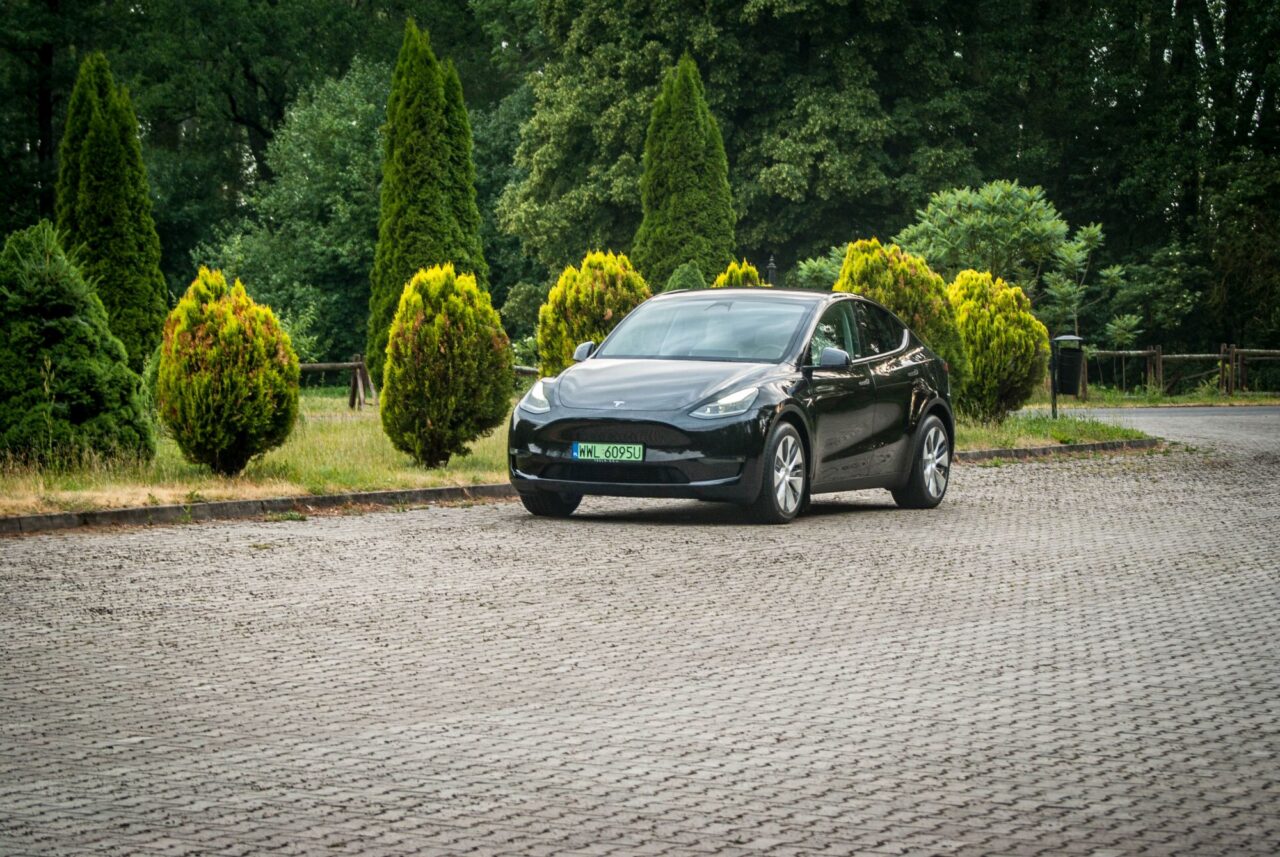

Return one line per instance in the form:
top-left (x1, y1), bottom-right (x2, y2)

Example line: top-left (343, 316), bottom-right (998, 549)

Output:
top-left (748, 422), bottom-right (807, 524)
top-left (892, 414), bottom-right (951, 509)
top-left (519, 490), bottom-right (582, 518)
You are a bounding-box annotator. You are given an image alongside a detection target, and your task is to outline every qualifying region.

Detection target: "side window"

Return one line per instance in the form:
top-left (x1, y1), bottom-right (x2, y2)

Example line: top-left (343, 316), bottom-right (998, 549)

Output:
top-left (809, 302), bottom-right (857, 364)
top-left (856, 302), bottom-right (905, 355)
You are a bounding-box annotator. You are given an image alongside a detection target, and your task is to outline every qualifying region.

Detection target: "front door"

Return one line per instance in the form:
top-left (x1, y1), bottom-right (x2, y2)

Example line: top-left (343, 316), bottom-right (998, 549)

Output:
top-left (807, 301), bottom-right (876, 488)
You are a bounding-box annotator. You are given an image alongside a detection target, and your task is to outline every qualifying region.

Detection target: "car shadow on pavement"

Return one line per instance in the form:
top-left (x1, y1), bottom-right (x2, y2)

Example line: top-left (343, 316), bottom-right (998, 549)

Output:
top-left (569, 495), bottom-right (900, 526)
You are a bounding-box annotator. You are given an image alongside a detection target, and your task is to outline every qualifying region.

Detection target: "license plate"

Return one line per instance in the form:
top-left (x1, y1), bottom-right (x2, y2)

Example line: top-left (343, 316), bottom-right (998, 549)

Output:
top-left (572, 442), bottom-right (644, 463)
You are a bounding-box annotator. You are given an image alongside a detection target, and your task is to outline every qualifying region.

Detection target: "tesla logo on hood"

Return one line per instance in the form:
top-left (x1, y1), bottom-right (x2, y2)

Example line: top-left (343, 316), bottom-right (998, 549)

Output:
top-left (612, 400), bottom-right (625, 408)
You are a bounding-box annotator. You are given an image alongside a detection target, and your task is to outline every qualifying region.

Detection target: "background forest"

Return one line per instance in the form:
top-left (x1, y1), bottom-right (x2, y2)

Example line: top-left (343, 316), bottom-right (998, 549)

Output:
top-left (3, 0), bottom-right (1278, 364)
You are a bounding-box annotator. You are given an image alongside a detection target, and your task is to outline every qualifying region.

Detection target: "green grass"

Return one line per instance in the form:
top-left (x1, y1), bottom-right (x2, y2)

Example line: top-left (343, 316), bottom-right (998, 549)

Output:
top-left (1028, 384), bottom-right (1280, 408)
top-left (954, 413), bottom-right (1149, 451)
top-left (0, 387), bottom-right (1152, 516)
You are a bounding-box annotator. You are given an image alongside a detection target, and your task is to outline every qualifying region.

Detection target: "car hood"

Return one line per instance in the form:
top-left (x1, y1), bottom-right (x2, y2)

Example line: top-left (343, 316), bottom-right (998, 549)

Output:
top-left (555, 359), bottom-right (774, 412)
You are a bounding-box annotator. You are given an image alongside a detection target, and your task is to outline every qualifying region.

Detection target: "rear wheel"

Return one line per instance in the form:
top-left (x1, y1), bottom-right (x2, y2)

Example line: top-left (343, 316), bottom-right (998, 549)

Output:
top-left (748, 422), bottom-right (807, 524)
top-left (519, 490), bottom-right (582, 518)
top-left (892, 414), bottom-right (951, 509)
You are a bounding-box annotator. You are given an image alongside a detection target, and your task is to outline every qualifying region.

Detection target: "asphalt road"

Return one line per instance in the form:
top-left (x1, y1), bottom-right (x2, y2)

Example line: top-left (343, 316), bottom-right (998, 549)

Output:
top-left (2, 408), bottom-right (1278, 856)
top-left (1076, 404), bottom-right (1280, 449)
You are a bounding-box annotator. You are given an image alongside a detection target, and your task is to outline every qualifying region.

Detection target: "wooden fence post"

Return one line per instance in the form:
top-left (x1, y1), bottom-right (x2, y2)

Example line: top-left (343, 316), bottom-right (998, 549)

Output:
top-left (1154, 345), bottom-right (1163, 392)
top-left (1219, 343), bottom-right (1228, 394)
top-left (358, 354), bottom-right (377, 405)
top-left (348, 352), bottom-right (363, 409)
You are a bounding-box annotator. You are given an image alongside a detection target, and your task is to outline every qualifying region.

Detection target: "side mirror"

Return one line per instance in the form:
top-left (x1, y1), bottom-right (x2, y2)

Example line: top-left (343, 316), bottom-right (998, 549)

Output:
top-left (572, 341), bottom-right (596, 362)
top-left (819, 347), bottom-right (850, 368)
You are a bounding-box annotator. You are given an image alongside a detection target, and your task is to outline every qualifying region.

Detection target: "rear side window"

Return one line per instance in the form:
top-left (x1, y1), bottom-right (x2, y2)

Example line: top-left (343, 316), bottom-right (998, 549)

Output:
top-left (855, 302), bottom-right (905, 355)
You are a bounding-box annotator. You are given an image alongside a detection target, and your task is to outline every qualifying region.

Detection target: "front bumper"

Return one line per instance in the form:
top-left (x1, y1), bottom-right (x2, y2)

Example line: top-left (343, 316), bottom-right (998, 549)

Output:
top-left (508, 407), bottom-right (770, 503)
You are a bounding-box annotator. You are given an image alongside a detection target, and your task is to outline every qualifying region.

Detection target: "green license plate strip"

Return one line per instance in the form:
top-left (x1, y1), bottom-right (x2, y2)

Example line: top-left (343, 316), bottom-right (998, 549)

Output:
top-left (572, 442), bottom-right (645, 463)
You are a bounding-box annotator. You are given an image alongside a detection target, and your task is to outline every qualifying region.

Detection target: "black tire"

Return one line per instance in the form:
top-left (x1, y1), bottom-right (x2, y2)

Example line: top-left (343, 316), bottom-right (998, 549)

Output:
top-left (747, 421), bottom-right (807, 524)
top-left (519, 490), bottom-right (582, 518)
top-left (891, 414), bottom-right (951, 509)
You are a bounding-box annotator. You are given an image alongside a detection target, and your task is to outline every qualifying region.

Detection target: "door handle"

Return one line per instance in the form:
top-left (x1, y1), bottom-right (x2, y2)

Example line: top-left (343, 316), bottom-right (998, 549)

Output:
top-left (908, 369), bottom-right (919, 377)
top-left (858, 379), bottom-right (871, 386)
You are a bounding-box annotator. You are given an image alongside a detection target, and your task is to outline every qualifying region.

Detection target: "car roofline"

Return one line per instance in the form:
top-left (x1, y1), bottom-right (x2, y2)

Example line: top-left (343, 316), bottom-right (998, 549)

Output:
top-left (650, 288), bottom-right (828, 302)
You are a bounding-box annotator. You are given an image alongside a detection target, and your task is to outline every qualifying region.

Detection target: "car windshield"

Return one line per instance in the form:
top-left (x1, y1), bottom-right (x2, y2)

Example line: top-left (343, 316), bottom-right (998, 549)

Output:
top-left (596, 296), bottom-right (812, 363)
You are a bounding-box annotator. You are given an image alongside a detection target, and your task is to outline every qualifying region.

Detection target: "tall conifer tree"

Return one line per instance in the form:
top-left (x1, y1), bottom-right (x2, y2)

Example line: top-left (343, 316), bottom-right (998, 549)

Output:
top-left (629, 55), bottom-right (736, 287)
top-left (55, 54), bottom-right (113, 241)
top-left (55, 53), bottom-right (167, 372)
top-left (441, 60), bottom-right (489, 291)
top-left (367, 21), bottom-right (469, 385)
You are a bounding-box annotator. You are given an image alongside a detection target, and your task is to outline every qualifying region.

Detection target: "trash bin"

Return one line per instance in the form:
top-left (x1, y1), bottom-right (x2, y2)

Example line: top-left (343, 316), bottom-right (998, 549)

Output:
top-left (1055, 342), bottom-right (1083, 396)
top-left (1050, 335), bottom-right (1085, 419)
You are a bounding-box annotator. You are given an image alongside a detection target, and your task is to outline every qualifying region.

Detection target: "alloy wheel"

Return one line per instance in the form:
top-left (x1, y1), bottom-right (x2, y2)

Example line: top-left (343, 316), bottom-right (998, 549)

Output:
top-left (773, 434), bottom-right (805, 515)
top-left (921, 425), bottom-right (950, 499)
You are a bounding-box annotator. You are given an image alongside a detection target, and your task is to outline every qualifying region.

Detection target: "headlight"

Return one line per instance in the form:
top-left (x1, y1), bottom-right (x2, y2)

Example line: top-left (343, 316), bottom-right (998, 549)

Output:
top-left (518, 378), bottom-right (552, 414)
top-left (691, 386), bottom-right (759, 419)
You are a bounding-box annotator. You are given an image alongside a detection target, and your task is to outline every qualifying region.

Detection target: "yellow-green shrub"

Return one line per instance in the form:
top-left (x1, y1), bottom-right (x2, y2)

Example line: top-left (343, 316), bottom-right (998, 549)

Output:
top-left (834, 238), bottom-right (969, 387)
top-left (711, 258), bottom-right (765, 288)
top-left (537, 251), bottom-right (650, 375)
top-left (157, 267), bottom-right (299, 475)
top-left (380, 264), bottom-right (512, 468)
top-left (947, 269), bottom-right (1049, 421)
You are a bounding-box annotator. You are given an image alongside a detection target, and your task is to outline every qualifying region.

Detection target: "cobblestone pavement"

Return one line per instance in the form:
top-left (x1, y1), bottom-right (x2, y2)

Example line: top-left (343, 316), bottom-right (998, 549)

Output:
top-left (2, 411), bottom-right (1278, 856)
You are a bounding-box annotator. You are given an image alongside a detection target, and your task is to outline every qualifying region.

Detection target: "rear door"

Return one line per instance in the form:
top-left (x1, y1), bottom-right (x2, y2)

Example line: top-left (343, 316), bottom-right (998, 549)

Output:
top-left (807, 300), bottom-right (876, 487)
top-left (854, 301), bottom-right (918, 476)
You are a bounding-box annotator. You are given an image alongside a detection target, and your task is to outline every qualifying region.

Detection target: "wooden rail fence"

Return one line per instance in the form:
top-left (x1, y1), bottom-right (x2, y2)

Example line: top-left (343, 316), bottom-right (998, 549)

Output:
top-left (300, 353), bottom-right (378, 409)
top-left (300, 356), bottom-right (540, 410)
top-left (1085, 344), bottom-right (1280, 395)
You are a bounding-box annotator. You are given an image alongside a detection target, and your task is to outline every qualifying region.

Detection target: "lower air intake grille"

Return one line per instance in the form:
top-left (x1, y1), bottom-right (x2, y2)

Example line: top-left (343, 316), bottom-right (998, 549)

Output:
top-left (542, 463), bottom-right (689, 484)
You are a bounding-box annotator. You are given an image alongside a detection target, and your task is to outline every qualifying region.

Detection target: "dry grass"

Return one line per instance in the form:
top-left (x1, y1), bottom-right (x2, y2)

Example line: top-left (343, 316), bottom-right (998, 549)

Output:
top-left (0, 388), bottom-right (509, 516)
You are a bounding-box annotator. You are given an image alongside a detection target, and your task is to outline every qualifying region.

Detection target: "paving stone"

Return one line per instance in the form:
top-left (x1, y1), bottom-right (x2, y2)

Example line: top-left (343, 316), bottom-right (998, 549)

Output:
top-left (1, 408), bottom-right (1278, 855)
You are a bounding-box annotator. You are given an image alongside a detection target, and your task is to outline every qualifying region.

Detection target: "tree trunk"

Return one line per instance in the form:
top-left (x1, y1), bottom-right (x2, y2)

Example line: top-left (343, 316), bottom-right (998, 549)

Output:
top-left (34, 0), bottom-right (59, 218)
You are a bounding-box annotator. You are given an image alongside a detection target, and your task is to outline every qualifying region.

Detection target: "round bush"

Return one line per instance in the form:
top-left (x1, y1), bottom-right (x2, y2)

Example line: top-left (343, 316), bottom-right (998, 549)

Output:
top-left (157, 267), bottom-right (299, 475)
top-left (537, 251), bottom-right (650, 376)
top-left (833, 238), bottom-right (969, 388)
top-left (664, 261), bottom-right (705, 291)
top-left (0, 221), bottom-right (154, 463)
top-left (711, 259), bottom-right (764, 288)
top-left (381, 264), bottom-right (513, 468)
top-left (947, 269), bottom-right (1049, 421)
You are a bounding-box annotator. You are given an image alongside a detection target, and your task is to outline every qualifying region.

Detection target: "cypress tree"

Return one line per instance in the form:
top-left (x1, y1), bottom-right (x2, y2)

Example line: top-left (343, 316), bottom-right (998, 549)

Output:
top-left (367, 21), bottom-right (467, 385)
top-left (664, 261), bottom-right (705, 291)
top-left (631, 55), bottom-right (735, 288)
top-left (54, 54), bottom-right (112, 241)
top-left (55, 53), bottom-right (167, 373)
top-left (441, 59), bottom-right (488, 291)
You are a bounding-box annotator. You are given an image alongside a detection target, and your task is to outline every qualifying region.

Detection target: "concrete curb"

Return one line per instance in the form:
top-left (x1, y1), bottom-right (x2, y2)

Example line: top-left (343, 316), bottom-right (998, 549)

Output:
top-left (2, 438), bottom-right (1161, 536)
top-left (954, 437), bottom-right (1160, 462)
top-left (0, 483), bottom-right (517, 536)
